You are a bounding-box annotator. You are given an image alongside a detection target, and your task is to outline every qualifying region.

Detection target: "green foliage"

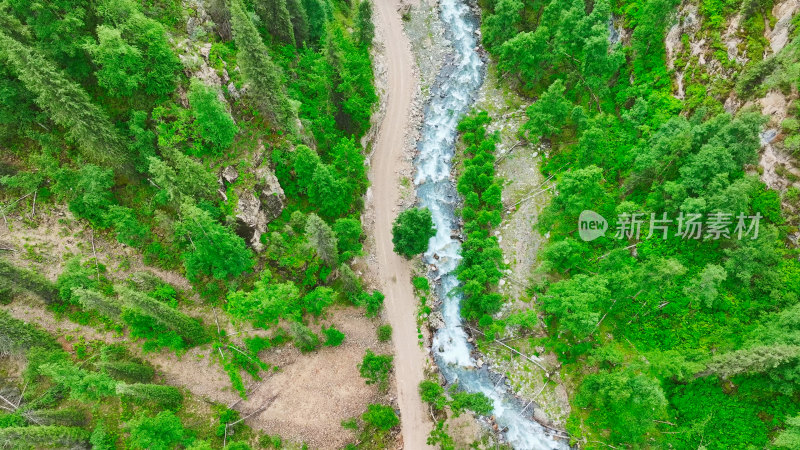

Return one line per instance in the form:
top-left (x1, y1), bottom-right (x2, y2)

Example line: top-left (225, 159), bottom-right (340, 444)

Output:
top-left (230, 0), bottom-right (298, 133)
top-left (39, 362), bottom-right (117, 401)
top-left (174, 200), bottom-right (254, 281)
top-left (333, 217), bottom-right (363, 262)
top-left (117, 383), bottom-right (184, 410)
top-left (227, 271), bottom-right (301, 327)
top-left (255, 0), bottom-right (296, 46)
top-left (90, 421), bottom-right (117, 450)
top-left (0, 259), bottom-right (58, 304)
top-left (359, 290), bottom-right (385, 317)
top-left (361, 404), bottom-right (398, 431)
top-left (126, 411), bottom-right (188, 450)
top-left (359, 350), bottom-right (392, 390)
top-left (576, 369), bottom-right (667, 444)
top-left (418, 380), bottom-right (446, 411)
top-left (448, 387), bottom-right (493, 417)
top-left (289, 321), bottom-right (320, 352)
top-left (0, 426), bottom-right (90, 448)
top-left (305, 213), bottom-right (339, 266)
top-left (354, 0), bottom-right (375, 47)
top-left (0, 309), bottom-right (60, 355)
top-left (323, 326), bottom-right (345, 347)
top-left (188, 78), bottom-right (238, 155)
top-left (455, 112), bottom-right (506, 320)
top-left (391, 207), bottom-right (436, 258)
top-left (376, 324), bottom-right (392, 342)
top-left (118, 287), bottom-right (209, 347)
top-left (0, 31), bottom-right (126, 166)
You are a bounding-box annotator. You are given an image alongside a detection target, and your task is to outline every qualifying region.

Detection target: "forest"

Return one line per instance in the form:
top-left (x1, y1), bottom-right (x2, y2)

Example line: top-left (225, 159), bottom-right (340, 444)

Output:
top-left (476, 0), bottom-right (800, 447)
top-left (0, 0), bottom-right (397, 447)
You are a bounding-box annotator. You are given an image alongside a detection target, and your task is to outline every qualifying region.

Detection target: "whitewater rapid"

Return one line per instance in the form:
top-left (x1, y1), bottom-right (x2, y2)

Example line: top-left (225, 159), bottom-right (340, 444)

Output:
top-left (414, 0), bottom-right (570, 448)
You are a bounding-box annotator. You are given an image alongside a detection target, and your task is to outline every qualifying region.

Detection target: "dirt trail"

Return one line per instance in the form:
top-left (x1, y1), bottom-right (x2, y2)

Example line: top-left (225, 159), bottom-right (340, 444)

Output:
top-left (371, 0), bottom-right (433, 447)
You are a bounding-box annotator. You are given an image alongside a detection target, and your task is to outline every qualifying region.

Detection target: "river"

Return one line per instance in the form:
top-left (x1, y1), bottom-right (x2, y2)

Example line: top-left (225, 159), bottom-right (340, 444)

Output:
top-left (414, 0), bottom-right (570, 448)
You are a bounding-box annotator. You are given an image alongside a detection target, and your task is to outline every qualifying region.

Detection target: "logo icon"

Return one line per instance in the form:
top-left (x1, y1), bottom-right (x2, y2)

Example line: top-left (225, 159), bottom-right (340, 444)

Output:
top-left (579, 210), bottom-right (607, 241)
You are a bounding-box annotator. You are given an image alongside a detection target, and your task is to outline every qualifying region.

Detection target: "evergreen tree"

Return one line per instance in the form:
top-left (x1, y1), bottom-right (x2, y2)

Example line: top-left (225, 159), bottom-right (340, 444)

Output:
top-left (174, 201), bottom-right (254, 281)
top-left (86, 26), bottom-right (145, 97)
top-left (286, 0), bottom-right (310, 46)
top-left (302, 0), bottom-right (331, 45)
top-left (355, 0), bottom-right (375, 48)
top-left (0, 32), bottom-right (125, 165)
top-left (305, 213), bottom-right (339, 266)
top-left (309, 164), bottom-right (348, 218)
top-left (255, 0), bottom-right (296, 46)
top-left (230, 0), bottom-right (298, 133)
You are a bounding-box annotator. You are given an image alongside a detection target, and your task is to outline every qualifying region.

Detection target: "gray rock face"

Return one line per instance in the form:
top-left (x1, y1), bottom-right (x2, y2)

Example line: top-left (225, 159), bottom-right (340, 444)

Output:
top-left (221, 162), bottom-right (285, 252)
top-left (221, 165), bottom-right (239, 184)
top-left (258, 168), bottom-right (285, 223)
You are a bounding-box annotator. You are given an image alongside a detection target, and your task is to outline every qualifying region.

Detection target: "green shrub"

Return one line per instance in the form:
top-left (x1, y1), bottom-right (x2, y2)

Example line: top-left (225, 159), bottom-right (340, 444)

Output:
top-left (359, 350), bottom-right (393, 390)
top-left (362, 404), bottom-right (398, 431)
top-left (376, 325), bottom-right (392, 342)
top-left (289, 321), bottom-right (320, 352)
top-left (323, 326), bottom-right (345, 347)
top-left (449, 389), bottom-right (493, 417)
top-left (419, 380), bottom-right (446, 410)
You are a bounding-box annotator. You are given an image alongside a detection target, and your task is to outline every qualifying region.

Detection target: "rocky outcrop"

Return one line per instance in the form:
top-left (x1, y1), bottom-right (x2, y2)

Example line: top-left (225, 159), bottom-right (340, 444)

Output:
top-left (220, 160), bottom-right (285, 252)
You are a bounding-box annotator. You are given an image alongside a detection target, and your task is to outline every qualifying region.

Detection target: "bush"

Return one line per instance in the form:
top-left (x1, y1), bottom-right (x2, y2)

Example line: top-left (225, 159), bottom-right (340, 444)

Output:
top-left (359, 350), bottom-right (393, 390)
top-left (362, 404), bottom-right (399, 431)
top-left (323, 326), bottom-right (345, 347)
top-left (419, 380), bottom-right (446, 410)
top-left (376, 324), bottom-right (392, 342)
top-left (359, 290), bottom-right (385, 317)
top-left (188, 78), bottom-right (238, 155)
top-left (391, 207), bottom-right (436, 258)
top-left (289, 321), bottom-right (320, 352)
top-left (449, 389), bottom-right (493, 417)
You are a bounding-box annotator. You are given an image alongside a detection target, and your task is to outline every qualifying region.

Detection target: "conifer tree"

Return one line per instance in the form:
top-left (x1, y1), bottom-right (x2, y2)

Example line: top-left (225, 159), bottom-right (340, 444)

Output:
top-left (286, 0), bottom-right (310, 46)
top-left (0, 31), bottom-right (125, 165)
top-left (230, 0), bottom-right (298, 133)
top-left (305, 213), bottom-right (339, 266)
top-left (255, 0), bottom-right (296, 46)
top-left (302, 0), bottom-right (331, 45)
top-left (355, 0), bottom-right (375, 48)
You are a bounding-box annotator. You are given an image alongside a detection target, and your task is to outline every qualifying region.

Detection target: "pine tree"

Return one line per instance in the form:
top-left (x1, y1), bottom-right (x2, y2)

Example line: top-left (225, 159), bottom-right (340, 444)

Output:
top-left (255, 0), bottom-right (296, 46)
top-left (0, 31), bottom-right (125, 165)
top-left (230, 0), bottom-right (298, 133)
top-left (305, 213), bottom-right (338, 266)
top-left (302, 0), bottom-right (331, 45)
top-left (355, 0), bottom-right (375, 48)
top-left (286, 0), bottom-right (310, 46)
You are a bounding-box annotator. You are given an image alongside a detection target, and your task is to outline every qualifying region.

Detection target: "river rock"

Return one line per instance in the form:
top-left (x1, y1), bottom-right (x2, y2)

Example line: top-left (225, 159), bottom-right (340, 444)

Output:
top-left (429, 311), bottom-right (445, 330)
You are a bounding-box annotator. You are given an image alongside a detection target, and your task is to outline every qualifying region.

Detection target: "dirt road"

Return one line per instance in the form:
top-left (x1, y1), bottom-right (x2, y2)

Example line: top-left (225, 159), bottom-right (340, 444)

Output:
top-left (370, 0), bottom-right (433, 448)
